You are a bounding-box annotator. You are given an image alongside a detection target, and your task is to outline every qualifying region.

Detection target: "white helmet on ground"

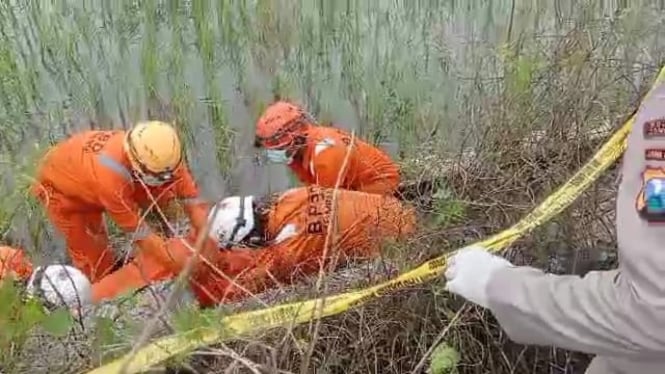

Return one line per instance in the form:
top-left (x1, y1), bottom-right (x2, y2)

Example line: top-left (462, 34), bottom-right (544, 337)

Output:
top-left (25, 265), bottom-right (92, 310)
top-left (208, 195), bottom-right (255, 247)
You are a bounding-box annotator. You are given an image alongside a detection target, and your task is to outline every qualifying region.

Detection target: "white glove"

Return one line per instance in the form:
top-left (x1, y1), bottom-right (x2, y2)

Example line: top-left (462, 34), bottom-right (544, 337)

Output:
top-left (444, 245), bottom-right (514, 308)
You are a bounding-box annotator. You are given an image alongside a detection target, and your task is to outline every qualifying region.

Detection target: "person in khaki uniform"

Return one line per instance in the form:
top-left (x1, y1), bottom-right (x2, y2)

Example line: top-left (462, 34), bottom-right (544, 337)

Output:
top-left (444, 81), bottom-right (665, 374)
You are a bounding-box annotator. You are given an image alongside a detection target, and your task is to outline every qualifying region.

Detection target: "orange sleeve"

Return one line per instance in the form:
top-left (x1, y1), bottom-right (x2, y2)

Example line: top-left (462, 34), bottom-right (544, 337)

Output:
top-left (95, 169), bottom-right (180, 271)
top-left (359, 148), bottom-right (400, 194)
top-left (173, 165), bottom-right (200, 199)
top-left (155, 235), bottom-right (217, 274)
top-left (310, 144), bottom-right (352, 188)
top-left (173, 166), bottom-right (211, 235)
top-left (97, 173), bottom-right (143, 232)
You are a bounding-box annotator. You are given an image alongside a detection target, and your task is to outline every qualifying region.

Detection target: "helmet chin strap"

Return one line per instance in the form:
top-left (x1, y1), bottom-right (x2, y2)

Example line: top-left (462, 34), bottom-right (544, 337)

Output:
top-left (230, 196), bottom-right (247, 241)
top-left (220, 197), bottom-right (248, 250)
top-left (221, 197), bottom-right (270, 249)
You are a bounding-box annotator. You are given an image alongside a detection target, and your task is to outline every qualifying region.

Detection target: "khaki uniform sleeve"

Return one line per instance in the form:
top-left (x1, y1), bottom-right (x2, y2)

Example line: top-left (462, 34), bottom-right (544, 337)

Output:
top-left (486, 267), bottom-right (651, 357)
top-left (486, 82), bottom-right (665, 360)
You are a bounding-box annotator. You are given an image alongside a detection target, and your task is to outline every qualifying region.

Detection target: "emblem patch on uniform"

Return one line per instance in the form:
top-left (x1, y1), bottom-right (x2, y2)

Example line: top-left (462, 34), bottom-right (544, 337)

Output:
top-left (645, 148), bottom-right (665, 161)
top-left (636, 167), bottom-right (665, 222)
top-left (643, 118), bottom-right (665, 138)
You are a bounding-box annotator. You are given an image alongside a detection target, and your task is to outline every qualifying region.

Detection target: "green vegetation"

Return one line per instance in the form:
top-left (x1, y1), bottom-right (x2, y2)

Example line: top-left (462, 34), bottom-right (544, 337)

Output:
top-left (429, 343), bottom-right (460, 374)
top-left (0, 279), bottom-right (74, 371)
top-left (0, 0), bottom-right (662, 373)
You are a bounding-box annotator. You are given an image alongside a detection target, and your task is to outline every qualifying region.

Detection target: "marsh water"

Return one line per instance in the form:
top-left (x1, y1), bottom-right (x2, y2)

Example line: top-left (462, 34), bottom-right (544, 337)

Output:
top-left (0, 1), bottom-right (662, 259)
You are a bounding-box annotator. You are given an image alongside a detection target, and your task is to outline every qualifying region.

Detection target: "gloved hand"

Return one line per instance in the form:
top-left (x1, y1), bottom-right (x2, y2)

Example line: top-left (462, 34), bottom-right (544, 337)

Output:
top-left (444, 245), bottom-right (514, 308)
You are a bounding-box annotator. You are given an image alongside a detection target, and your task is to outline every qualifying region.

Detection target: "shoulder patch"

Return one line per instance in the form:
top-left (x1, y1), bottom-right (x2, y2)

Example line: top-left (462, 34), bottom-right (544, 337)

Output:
top-left (636, 167), bottom-right (665, 222)
top-left (643, 118), bottom-right (665, 138)
top-left (645, 149), bottom-right (665, 161)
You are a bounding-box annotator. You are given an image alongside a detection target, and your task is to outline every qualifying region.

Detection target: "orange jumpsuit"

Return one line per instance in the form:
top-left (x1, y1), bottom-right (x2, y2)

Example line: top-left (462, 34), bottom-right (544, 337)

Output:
top-left (32, 130), bottom-right (210, 292)
top-left (90, 232), bottom-right (218, 303)
top-left (289, 127), bottom-right (400, 195)
top-left (0, 246), bottom-right (33, 282)
top-left (188, 185), bottom-right (416, 307)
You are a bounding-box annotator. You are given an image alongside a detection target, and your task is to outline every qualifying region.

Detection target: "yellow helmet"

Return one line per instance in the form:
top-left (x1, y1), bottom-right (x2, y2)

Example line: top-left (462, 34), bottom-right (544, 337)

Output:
top-left (124, 121), bottom-right (183, 185)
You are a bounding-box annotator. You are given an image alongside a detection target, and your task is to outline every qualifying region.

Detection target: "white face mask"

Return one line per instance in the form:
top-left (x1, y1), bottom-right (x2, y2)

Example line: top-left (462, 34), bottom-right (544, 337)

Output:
top-left (265, 149), bottom-right (293, 164)
top-left (133, 170), bottom-right (174, 187)
top-left (140, 174), bottom-right (168, 186)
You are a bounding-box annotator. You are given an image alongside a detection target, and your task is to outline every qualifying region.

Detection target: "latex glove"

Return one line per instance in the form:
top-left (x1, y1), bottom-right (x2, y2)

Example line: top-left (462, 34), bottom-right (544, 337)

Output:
top-left (444, 245), bottom-right (514, 308)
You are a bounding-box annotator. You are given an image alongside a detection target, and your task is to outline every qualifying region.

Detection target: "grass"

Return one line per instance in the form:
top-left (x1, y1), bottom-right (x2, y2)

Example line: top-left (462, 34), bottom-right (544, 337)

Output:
top-left (0, 0), bottom-right (663, 373)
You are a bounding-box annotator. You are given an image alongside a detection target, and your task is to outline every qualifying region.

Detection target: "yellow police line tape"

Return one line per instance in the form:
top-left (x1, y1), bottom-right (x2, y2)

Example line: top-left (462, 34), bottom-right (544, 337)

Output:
top-left (88, 65), bottom-right (665, 374)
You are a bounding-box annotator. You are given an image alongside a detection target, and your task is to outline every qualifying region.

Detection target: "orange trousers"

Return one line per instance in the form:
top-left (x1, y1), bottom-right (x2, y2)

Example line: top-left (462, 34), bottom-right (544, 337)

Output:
top-left (33, 182), bottom-right (116, 283)
top-left (90, 236), bottom-right (199, 303)
top-left (91, 251), bottom-right (178, 302)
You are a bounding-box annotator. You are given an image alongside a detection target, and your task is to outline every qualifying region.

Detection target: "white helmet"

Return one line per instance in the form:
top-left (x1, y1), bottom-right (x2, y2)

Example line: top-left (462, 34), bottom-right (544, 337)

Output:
top-left (208, 195), bottom-right (255, 247)
top-left (25, 265), bottom-right (92, 310)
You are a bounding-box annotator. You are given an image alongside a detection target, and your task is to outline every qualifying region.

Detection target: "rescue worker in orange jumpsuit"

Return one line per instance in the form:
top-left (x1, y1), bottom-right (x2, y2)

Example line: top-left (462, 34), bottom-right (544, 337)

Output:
top-left (32, 121), bottom-right (211, 301)
top-left (189, 185), bottom-right (416, 307)
top-left (254, 101), bottom-right (401, 195)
